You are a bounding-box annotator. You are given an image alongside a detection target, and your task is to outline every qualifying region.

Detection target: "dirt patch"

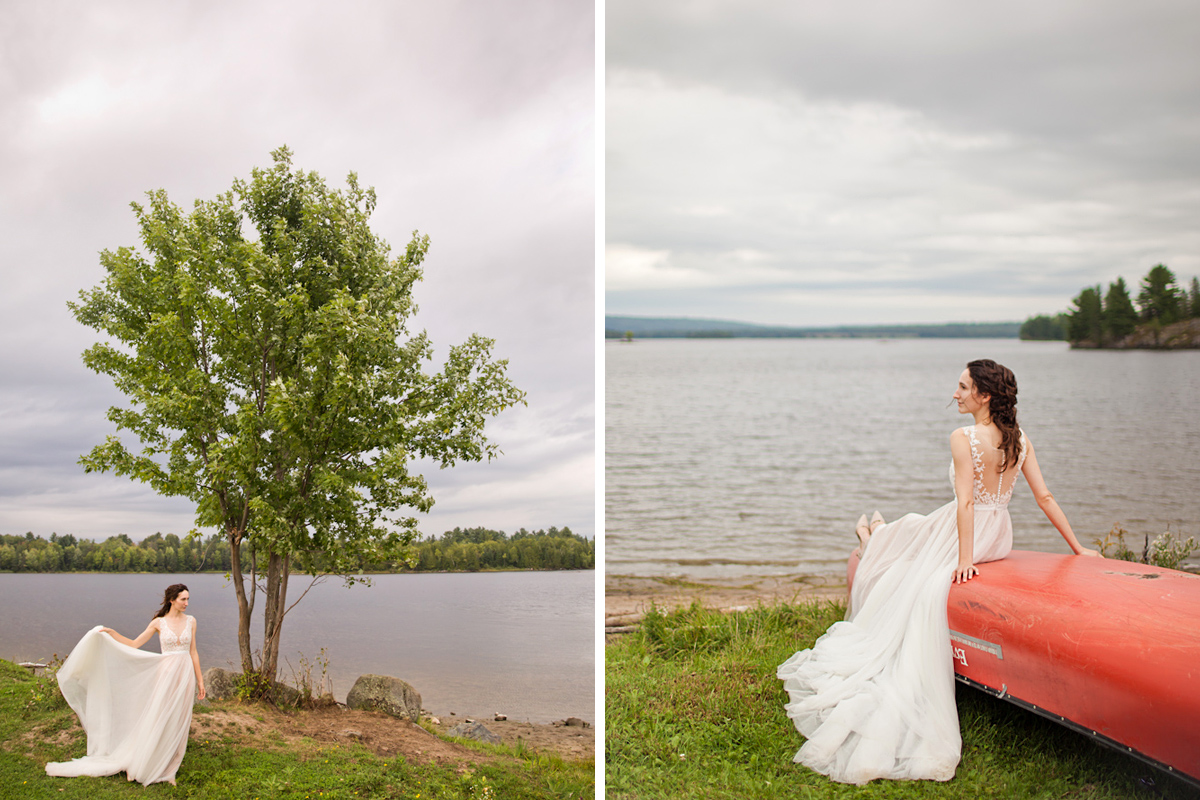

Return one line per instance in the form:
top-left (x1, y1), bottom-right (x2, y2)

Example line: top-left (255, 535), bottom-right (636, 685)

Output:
top-left (605, 573), bottom-right (846, 637)
top-left (190, 704), bottom-right (592, 765)
top-left (11, 720), bottom-right (79, 755)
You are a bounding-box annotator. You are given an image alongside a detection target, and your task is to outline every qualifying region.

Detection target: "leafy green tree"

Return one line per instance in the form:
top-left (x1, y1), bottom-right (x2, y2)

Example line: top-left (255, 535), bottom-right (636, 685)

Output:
top-left (1067, 285), bottom-right (1103, 345)
top-left (1102, 277), bottom-right (1138, 342)
top-left (0, 545), bottom-right (16, 571)
top-left (1188, 276), bottom-right (1200, 319)
top-left (70, 148), bottom-right (524, 683)
top-left (1137, 264), bottom-right (1181, 324)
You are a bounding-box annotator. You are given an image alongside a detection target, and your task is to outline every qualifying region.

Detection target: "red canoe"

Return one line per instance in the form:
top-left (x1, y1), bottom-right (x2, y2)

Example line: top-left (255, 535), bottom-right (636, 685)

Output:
top-left (847, 549), bottom-right (1200, 786)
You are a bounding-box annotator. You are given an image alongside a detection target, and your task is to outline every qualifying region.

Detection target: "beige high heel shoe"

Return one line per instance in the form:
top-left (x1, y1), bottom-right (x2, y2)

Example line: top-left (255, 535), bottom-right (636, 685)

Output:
top-left (855, 514), bottom-right (871, 552)
top-left (870, 510), bottom-right (886, 533)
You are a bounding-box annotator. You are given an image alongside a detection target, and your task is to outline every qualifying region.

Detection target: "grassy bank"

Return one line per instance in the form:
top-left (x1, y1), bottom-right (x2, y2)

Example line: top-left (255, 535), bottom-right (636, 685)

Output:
top-left (0, 659), bottom-right (592, 799)
top-left (606, 601), bottom-right (1198, 799)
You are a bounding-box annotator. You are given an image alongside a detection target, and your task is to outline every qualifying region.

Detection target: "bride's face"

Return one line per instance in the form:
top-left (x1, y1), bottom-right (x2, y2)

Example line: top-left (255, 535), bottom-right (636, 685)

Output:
top-left (953, 369), bottom-right (988, 415)
top-left (172, 591), bottom-right (190, 613)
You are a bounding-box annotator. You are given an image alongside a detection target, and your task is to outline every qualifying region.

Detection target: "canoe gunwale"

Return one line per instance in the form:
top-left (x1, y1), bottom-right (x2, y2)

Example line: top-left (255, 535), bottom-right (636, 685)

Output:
top-left (956, 674), bottom-right (1200, 790)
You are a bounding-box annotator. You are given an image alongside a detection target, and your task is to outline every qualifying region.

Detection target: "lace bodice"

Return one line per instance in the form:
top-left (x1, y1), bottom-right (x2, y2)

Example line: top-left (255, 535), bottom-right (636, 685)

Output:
top-left (158, 615), bottom-right (193, 654)
top-left (950, 425), bottom-right (1027, 508)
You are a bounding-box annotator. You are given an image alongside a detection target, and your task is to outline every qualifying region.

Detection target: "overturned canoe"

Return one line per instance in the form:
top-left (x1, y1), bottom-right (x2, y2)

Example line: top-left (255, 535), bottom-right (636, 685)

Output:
top-left (847, 549), bottom-right (1200, 786)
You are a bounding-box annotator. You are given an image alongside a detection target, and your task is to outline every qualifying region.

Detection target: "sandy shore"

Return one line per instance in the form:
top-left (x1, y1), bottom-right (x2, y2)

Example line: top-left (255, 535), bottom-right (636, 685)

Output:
top-left (605, 572), bottom-right (848, 628)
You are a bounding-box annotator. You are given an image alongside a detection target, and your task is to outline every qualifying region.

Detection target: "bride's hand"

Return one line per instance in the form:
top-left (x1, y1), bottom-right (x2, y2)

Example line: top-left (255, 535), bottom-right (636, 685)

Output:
top-left (953, 561), bottom-right (979, 583)
top-left (1076, 547), bottom-right (1103, 558)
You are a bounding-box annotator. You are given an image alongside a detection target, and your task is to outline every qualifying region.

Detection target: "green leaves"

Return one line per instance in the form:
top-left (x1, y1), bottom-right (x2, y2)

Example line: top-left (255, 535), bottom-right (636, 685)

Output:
top-left (71, 148), bottom-right (523, 578)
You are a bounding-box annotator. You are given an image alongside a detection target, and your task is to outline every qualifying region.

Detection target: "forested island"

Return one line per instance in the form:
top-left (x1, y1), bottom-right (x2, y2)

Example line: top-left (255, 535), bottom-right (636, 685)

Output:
top-left (0, 526), bottom-right (593, 574)
top-left (1021, 264), bottom-right (1200, 349)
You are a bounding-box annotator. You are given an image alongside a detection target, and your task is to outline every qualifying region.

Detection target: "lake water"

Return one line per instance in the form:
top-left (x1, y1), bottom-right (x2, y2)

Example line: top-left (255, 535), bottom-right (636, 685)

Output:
top-left (0, 570), bottom-right (593, 724)
top-left (606, 338), bottom-right (1200, 578)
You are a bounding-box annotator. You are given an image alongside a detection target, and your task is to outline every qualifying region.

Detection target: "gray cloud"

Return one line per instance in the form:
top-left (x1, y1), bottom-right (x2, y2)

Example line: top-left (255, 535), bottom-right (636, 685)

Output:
top-left (607, 0), bottom-right (1200, 325)
top-left (0, 0), bottom-right (594, 541)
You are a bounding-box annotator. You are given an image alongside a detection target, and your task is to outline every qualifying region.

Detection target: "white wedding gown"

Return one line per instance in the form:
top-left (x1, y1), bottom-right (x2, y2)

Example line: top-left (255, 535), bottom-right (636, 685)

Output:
top-left (46, 615), bottom-right (197, 785)
top-left (777, 425), bottom-right (1026, 784)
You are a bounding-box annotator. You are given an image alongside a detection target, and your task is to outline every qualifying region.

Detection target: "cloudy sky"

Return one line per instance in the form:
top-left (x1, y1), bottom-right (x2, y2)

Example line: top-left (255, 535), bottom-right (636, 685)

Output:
top-left (606, 0), bottom-right (1200, 326)
top-left (0, 0), bottom-right (594, 542)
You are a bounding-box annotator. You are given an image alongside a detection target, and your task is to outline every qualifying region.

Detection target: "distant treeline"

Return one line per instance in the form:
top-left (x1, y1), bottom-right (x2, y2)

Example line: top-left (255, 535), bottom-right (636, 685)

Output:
top-left (409, 526), bottom-right (594, 571)
top-left (606, 316), bottom-right (1021, 340)
top-left (1021, 265), bottom-right (1200, 347)
top-left (1018, 313), bottom-right (1069, 341)
top-left (0, 527), bottom-right (593, 574)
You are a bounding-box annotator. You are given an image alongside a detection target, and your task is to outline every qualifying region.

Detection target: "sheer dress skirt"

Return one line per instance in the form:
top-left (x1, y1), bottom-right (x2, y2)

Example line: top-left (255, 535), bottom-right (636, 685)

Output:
top-left (777, 500), bottom-right (1013, 784)
top-left (46, 626), bottom-right (195, 785)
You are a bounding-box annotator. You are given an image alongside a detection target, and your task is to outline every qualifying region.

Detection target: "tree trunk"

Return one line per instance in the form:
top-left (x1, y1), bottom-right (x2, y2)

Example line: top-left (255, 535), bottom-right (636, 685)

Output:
top-left (228, 529), bottom-right (256, 674)
top-left (261, 549), bottom-right (290, 682)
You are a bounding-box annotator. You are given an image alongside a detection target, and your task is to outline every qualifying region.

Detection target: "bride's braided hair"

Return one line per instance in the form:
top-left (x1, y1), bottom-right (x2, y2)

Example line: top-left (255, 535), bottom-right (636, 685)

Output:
top-left (154, 584), bottom-right (189, 618)
top-left (966, 359), bottom-right (1020, 472)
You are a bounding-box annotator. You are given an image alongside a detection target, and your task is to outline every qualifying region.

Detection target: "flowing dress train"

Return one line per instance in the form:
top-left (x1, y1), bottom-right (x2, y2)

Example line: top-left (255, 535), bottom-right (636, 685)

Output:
top-left (777, 426), bottom-right (1026, 784)
top-left (46, 615), bottom-right (197, 785)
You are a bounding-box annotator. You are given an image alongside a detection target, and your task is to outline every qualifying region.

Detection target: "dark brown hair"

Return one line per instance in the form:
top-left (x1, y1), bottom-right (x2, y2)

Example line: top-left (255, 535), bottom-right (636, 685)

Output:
top-left (154, 584), bottom-right (189, 619)
top-left (966, 359), bottom-right (1020, 471)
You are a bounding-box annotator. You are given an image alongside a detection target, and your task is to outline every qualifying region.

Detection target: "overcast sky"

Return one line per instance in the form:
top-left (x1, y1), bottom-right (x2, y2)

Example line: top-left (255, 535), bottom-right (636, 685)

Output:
top-left (606, 0), bottom-right (1200, 326)
top-left (0, 0), bottom-right (594, 543)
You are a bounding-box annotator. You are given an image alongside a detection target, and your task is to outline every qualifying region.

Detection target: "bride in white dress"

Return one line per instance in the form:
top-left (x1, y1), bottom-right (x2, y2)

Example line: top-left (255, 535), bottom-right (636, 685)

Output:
top-left (46, 583), bottom-right (207, 786)
top-left (777, 359), bottom-right (1101, 785)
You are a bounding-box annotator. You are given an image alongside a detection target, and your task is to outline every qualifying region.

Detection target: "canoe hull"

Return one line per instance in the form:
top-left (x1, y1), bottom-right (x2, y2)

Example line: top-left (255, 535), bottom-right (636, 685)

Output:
top-left (846, 548), bottom-right (1200, 785)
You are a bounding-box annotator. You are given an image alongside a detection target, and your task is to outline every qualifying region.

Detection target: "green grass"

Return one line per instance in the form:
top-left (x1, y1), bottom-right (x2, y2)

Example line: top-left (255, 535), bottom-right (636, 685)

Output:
top-left (606, 601), bottom-right (1199, 800)
top-left (0, 658), bottom-right (592, 799)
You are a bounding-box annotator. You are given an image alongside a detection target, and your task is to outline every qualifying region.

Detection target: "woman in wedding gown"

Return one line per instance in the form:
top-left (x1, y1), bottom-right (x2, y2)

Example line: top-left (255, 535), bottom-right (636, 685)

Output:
top-left (777, 359), bottom-right (1101, 785)
top-left (46, 583), bottom-right (207, 786)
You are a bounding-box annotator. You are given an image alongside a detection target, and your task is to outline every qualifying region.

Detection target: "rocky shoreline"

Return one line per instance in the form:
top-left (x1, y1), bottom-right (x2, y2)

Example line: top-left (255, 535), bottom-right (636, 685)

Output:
top-left (1071, 317), bottom-right (1200, 349)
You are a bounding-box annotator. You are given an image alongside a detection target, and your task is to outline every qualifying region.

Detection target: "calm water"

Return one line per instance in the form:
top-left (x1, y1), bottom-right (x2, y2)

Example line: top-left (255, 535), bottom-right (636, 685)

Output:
top-left (606, 338), bottom-right (1200, 578)
top-left (0, 570), bottom-right (593, 724)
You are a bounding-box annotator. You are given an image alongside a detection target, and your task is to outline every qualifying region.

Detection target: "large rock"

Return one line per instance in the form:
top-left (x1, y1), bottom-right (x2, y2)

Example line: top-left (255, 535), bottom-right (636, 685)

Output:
top-left (200, 667), bottom-right (303, 706)
top-left (448, 721), bottom-right (502, 745)
top-left (271, 680), bottom-right (302, 707)
top-left (345, 674), bottom-right (422, 721)
top-left (204, 667), bottom-right (239, 701)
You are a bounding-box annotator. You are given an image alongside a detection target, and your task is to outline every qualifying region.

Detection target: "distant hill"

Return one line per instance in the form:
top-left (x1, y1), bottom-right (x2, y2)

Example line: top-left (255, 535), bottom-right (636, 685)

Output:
top-left (605, 315), bottom-right (1021, 339)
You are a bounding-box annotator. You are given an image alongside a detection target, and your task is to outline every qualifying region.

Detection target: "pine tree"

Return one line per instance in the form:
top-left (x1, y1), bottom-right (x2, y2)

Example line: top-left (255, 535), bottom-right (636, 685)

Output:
top-left (1137, 264), bottom-right (1182, 324)
top-left (1067, 285), bottom-right (1103, 345)
top-left (1102, 278), bottom-right (1139, 342)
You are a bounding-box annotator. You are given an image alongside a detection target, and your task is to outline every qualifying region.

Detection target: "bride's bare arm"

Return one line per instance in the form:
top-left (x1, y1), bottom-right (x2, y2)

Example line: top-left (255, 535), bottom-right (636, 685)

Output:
top-left (950, 429), bottom-right (979, 582)
top-left (99, 619), bottom-right (158, 649)
top-left (1021, 438), bottom-right (1101, 557)
top-left (189, 618), bottom-right (206, 700)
